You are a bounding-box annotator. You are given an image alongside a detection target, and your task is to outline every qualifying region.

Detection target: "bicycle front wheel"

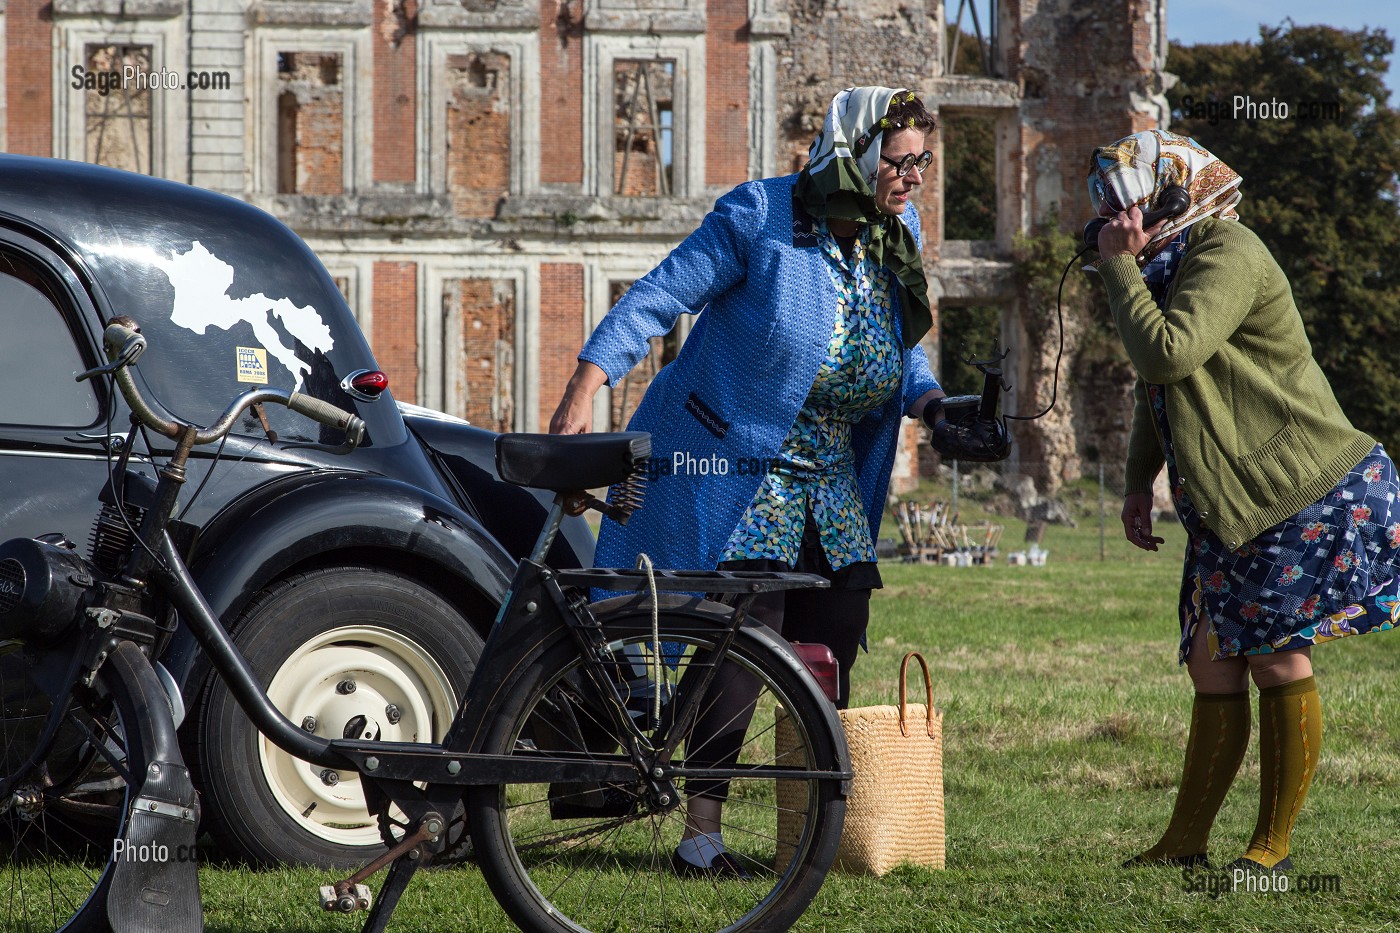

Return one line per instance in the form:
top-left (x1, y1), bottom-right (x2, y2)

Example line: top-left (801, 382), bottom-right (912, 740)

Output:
top-left (0, 642), bottom-right (148, 932)
top-left (468, 601), bottom-right (845, 933)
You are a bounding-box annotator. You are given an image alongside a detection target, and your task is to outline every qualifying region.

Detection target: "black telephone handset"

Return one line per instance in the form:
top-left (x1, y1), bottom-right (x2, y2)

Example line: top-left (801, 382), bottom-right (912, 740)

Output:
top-left (926, 349), bottom-right (1012, 464)
top-left (1082, 184), bottom-right (1192, 250)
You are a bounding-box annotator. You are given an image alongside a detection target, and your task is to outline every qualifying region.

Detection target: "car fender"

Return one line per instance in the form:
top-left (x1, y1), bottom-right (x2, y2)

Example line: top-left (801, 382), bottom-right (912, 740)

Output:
top-left (161, 471), bottom-right (516, 695)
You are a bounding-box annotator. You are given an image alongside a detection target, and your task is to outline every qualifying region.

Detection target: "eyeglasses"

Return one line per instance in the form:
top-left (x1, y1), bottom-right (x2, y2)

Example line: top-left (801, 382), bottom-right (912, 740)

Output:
top-left (880, 150), bottom-right (933, 177)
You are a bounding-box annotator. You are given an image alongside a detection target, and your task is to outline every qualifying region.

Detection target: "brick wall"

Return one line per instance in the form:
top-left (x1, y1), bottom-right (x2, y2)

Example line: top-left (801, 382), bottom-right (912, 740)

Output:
top-left (538, 263), bottom-right (584, 428)
top-left (539, 0), bottom-right (583, 185)
top-left (706, 0), bottom-right (749, 186)
top-left (372, 261), bottom-right (419, 404)
top-left (7, 0), bottom-right (52, 155)
top-left (444, 277), bottom-right (515, 431)
top-left (373, 0), bottom-right (417, 185)
top-left (278, 53), bottom-right (344, 195)
top-left (447, 52), bottom-right (511, 218)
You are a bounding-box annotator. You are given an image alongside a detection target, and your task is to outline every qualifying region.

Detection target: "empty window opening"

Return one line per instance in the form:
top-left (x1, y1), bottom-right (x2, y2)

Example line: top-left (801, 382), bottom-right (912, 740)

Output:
top-left (613, 60), bottom-right (675, 197)
top-left (84, 44), bottom-right (153, 175)
top-left (938, 304), bottom-right (1002, 397)
top-left (942, 112), bottom-right (998, 241)
top-left (944, 0), bottom-right (999, 77)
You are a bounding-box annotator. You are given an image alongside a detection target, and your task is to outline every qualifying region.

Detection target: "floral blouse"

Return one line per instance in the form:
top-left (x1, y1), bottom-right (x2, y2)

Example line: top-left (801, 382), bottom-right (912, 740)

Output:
top-left (719, 218), bottom-right (902, 569)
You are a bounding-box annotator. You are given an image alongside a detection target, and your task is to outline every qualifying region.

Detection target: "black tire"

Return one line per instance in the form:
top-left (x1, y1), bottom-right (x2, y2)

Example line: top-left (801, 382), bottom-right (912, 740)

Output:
top-left (0, 641), bottom-right (149, 932)
top-left (192, 566), bottom-right (483, 867)
top-left (468, 606), bottom-right (846, 933)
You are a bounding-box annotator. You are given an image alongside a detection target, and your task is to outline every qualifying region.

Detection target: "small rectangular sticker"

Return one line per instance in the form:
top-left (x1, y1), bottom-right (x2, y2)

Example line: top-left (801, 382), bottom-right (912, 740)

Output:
top-left (236, 347), bottom-right (269, 384)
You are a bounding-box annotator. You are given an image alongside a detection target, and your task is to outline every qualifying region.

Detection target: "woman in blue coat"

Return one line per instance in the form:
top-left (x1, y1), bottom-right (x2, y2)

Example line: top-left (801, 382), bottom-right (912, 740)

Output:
top-left (550, 86), bottom-right (946, 876)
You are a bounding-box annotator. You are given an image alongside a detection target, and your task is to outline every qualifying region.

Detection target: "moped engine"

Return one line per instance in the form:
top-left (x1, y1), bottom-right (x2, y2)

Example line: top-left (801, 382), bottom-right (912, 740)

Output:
top-left (0, 537), bottom-right (100, 643)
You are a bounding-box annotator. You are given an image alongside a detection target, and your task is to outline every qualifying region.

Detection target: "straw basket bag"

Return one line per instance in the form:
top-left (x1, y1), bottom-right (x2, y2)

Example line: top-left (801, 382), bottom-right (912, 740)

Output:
top-left (775, 651), bottom-right (945, 875)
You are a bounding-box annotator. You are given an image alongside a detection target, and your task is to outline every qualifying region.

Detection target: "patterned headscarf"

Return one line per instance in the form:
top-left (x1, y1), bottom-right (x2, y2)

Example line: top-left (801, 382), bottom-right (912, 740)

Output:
top-left (1087, 129), bottom-right (1242, 261)
top-left (794, 87), bottom-right (931, 348)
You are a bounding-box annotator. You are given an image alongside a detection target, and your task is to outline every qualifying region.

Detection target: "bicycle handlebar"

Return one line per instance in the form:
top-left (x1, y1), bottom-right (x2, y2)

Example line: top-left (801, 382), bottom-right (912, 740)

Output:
top-left (97, 318), bottom-right (366, 450)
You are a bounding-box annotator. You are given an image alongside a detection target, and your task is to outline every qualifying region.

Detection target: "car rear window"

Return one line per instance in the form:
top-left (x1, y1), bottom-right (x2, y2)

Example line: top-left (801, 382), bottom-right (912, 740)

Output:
top-left (0, 259), bottom-right (100, 427)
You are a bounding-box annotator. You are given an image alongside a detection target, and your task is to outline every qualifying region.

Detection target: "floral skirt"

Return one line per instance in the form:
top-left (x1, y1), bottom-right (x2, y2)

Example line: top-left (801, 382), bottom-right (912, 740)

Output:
top-left (1177, 445), bottom-right (1400, 662)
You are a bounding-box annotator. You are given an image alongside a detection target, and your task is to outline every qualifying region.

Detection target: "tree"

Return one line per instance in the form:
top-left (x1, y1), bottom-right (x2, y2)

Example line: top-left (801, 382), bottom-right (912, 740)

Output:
top-left (1167, 23), bottom-right (1400, 452)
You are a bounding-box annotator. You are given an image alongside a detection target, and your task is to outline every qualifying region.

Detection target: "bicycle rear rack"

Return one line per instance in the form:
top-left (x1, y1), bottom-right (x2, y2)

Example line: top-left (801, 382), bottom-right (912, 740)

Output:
top-left (556, 568), bottom-right (829, 593)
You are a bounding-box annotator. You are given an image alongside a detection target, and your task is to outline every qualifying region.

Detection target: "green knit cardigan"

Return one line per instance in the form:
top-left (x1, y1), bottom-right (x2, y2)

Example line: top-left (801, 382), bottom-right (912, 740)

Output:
top-left (1096, 217), bottom-right (1375, 551)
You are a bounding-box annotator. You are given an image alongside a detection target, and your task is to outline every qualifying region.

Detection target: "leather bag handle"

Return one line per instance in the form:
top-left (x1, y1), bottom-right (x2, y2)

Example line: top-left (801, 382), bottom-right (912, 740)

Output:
top-left (898, 651), bottom-right (937, 738)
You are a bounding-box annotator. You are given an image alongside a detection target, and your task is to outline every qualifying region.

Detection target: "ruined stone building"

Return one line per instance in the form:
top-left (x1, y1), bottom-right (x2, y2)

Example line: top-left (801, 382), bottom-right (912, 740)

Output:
top-left (2, 0), bottom-right (1170, 491)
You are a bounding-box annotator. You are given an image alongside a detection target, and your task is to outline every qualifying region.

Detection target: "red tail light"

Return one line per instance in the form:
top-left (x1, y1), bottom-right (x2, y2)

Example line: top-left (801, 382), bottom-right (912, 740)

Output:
top-left (343, 369), bottom-right (388, 401)
top-left (789, 642), bottom-right (839, 703)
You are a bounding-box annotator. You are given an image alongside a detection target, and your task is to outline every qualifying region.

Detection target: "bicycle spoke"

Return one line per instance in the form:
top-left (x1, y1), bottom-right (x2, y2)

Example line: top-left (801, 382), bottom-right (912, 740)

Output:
top-left (473, 622), bottom-right (840, 933)
top-left (0, 664), bottom-right (137, 932)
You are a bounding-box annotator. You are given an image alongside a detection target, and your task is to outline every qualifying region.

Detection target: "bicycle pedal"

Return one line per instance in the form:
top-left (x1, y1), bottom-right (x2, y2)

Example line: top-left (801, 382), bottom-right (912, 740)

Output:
top-left (319, 883), bottom-right (373, 913)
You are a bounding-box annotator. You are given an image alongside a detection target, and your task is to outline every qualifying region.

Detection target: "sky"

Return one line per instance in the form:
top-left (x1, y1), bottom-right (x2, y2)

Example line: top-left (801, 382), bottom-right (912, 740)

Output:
top-left (1166, 0), bottom-right (1398, 98)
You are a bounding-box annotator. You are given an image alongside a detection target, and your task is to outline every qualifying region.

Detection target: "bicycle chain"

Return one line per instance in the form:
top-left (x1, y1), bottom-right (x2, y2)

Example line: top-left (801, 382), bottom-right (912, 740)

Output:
top-left (377, 796), bottom-right (666, 860)
top-left (510, 810), bottom-right (653, 853)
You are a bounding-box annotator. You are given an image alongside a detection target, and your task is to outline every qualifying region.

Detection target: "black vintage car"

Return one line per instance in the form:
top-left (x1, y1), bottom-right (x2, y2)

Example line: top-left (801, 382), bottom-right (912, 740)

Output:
top-left (0, 155), bottom-right (591, 867)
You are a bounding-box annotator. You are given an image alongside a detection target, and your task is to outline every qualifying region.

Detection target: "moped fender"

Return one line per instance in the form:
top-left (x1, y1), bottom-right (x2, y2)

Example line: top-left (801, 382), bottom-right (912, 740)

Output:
top-left (160, 472), bottom-right (516, 694)
top-left (105, 642), bottom-right (203, 932)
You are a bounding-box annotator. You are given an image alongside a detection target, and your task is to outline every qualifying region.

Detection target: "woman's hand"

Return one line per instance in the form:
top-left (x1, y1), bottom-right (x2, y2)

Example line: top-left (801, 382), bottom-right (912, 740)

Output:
top-left (912, 389), bottom-right (947, 425)
top-left (1096, 204), bottom-right (1166, 261)
top-left (1121, 492), bottom-right (1165, 551)
top-left (549, 361), bottom-right (607, 434)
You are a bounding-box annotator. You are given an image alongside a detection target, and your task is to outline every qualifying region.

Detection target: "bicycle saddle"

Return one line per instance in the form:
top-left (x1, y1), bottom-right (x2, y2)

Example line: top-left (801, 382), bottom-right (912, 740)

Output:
top-left (496, 432), bottom-right (651, 491)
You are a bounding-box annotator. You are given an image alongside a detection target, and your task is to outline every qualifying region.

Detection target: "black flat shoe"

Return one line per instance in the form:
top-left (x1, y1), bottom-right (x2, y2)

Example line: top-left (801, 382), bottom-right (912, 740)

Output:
top-left (1121, 852), bottom-right (1211, 869)
top-left (1225, 856), bottom-right (1293, 873)
top-left (671, 851), bottom-right (753, 880)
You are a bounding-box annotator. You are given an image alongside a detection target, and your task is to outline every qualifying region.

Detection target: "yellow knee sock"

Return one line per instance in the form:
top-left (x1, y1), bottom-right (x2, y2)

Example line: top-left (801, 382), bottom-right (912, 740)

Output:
top-left (1137, 691), bottom-right (1250, 861)
top-left (1243, 675), bottom-right (1322, 868)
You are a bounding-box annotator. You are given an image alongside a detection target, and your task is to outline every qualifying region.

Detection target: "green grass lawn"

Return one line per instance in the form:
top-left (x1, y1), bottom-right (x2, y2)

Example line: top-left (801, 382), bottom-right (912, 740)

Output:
top-left (188, 486), bottom-right (1400, 930)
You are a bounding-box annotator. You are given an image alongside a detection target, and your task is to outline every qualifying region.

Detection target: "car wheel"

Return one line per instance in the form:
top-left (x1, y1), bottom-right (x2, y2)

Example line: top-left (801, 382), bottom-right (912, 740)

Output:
top-left (191, 566), bottom-right (483, 867)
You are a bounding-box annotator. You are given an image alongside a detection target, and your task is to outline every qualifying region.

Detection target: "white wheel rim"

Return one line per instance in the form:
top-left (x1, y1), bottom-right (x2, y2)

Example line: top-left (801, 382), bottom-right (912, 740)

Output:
top-left (259, 625), bottom-right (456, 847)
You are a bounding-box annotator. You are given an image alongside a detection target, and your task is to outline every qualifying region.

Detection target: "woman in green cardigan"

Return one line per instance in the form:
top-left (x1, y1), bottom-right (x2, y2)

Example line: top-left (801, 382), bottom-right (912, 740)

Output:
top-left (1089, 129), bottom-right (1399, 872)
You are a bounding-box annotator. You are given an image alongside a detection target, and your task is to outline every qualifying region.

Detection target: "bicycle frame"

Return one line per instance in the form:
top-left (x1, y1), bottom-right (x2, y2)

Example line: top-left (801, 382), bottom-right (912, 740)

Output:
top-left (162, 495), bottom-right (849, 790)
top-left (6, 319), bottom-right (850, 932)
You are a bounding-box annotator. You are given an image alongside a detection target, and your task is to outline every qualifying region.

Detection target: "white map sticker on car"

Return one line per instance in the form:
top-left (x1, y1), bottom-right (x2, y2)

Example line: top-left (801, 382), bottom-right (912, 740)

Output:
top-left (153, 241), bottom-right (334, 387)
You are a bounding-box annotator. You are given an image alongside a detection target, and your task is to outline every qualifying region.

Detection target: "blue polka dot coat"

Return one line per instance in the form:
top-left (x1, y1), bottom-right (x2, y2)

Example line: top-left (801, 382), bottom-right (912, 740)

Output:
top-left (580, 175), bottom-right (941, 574)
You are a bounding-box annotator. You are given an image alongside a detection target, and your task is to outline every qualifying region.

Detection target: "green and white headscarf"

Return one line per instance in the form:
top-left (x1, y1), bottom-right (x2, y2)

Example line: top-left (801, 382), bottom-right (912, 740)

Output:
top-left (795, 86), bottom-right (932, 348)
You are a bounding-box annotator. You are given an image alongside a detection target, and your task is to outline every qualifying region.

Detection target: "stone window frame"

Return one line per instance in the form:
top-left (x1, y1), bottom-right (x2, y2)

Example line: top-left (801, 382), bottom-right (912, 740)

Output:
top-left (583, 33), bottom-right (706, 199)
top-left (746, 0), bottom-right (791, 180)
top-left (421, 259), bottom-right (533, 430)
top-left (417, 32), bottom-right (539, 200)
top-left (585, 256), bottom-right (692, 430)
top-left (53, 17), bottom-right (189, 181)
top-left (250, 28), bottom-right (372, 196)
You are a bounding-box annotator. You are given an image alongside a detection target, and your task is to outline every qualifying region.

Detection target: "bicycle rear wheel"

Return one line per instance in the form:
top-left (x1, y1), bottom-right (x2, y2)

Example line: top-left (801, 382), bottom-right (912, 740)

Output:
top-left (0, 642), bottom-right (147, 932)
top-left (468, 599), bottom-right (845, 933)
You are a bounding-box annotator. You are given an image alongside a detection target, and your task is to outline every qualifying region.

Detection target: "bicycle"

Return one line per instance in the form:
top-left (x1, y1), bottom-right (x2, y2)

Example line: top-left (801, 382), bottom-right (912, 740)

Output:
top-left (0, 317), bottom-right (852, 933)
